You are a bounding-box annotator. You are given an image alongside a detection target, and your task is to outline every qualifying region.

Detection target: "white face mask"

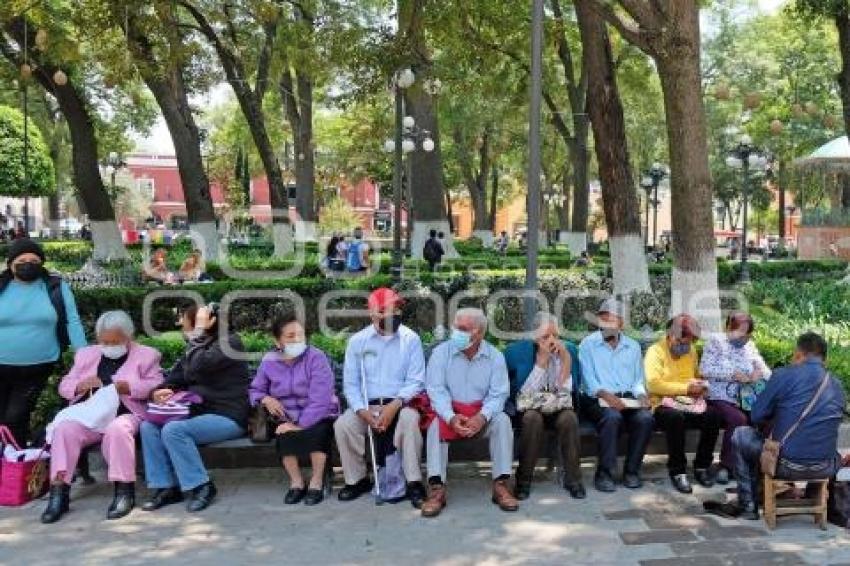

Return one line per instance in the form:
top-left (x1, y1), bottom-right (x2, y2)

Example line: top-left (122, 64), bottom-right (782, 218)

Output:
top-left (100, 344), bottom-right (128, 360)
top-left (283, 342), bottom-right (308, 359)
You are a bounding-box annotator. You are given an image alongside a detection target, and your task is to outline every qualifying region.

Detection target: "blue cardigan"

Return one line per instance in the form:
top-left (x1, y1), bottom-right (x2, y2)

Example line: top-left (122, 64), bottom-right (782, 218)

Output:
top-left (503, 339), bottom-right (582, 413)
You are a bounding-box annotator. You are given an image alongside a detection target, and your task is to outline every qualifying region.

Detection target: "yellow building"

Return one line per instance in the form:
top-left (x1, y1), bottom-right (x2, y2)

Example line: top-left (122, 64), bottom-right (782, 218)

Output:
top-left (449, 195), bottom-right (530, 239)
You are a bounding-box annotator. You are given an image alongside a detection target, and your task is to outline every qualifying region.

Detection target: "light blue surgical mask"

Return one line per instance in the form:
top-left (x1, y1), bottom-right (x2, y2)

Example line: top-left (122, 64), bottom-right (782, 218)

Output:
top-left (450, 328), bottom-right (472, 351)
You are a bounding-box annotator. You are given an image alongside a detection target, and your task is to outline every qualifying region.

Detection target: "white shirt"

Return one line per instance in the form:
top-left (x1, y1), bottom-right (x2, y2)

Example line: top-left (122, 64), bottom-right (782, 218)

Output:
top-left (521, 356), bottom-right (571, 394)
top-left (342, 324), bottom-right (426, 412)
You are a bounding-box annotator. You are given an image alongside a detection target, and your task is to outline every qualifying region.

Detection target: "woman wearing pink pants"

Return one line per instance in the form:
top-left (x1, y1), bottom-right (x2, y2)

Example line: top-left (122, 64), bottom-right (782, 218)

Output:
top-left (41, 311), bottom-right (163, 523)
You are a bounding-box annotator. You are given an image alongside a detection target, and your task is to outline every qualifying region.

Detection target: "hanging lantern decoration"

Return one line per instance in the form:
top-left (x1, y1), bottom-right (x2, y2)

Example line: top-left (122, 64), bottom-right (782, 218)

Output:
top-left (824, 115), bottom-right (838, 130)
top-left (20, 63), bottom-right (32, 79)
top-left (53, 69), bottom-right (68, 86)
top-left (743, 92), bottom-right (762, 110)
top-left (713, 82), bottom-right (731, 101)
top-left (34, 29), bottom-right (48, 51)
top-left (791, 103), bottom-right (804, 118)
top-left (769, 119), bottom-right (784, 136)
top-left (805, 101), bottom-right (819, 116)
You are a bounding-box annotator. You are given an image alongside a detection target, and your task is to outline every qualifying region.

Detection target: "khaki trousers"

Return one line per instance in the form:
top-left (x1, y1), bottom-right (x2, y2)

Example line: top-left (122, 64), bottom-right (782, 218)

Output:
top-left (333, 407), bottom-right (423, 484)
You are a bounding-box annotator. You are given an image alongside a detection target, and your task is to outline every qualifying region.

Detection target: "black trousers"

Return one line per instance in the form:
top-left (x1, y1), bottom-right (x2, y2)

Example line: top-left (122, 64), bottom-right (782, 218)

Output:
top-left (0, 362), bottom-right (55, 445)
top-left (580, 395), bottom-right (654, 477)
top-left (654, 405), bottom-right (722, 476)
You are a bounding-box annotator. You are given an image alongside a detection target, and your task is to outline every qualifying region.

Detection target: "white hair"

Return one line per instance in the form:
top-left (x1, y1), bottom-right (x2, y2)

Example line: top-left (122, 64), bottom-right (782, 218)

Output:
top-left (95, 310), bottom-right (135, 339)
top-left (455, 307), bottom-right (488, 332)
top-left (533, 311), bottom-right (560, 332)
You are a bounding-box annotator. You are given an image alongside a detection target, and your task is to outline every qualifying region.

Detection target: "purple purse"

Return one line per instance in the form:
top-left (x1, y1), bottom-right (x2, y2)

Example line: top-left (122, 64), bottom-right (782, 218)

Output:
top-left (145, 391), bottom-right (203, 426)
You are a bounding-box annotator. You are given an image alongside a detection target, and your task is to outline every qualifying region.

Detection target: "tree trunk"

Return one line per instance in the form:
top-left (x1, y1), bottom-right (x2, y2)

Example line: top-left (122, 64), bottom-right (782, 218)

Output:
top-left (575, 0), bottom-right (649, 295)
top-left (569, 127), bottom-right (590, 238)
top-left (656, 10), bottom-right (720, 330)
top-left (179, 1), bottom-right (292, 256)
top-left (488, 162), bottom-right (499, 231)
top-left (777, 161), bottom-right (787, 240)
top-left (126, 12), bottom-right (219, 260)
top-left (837, 10), bottom-right (850, 167)
top-left (399, 0), bottom-right (457, 258)
top-left (4, 20), bottom-right (126, 260)
top-left (280, 64), bottom-right (317, 242)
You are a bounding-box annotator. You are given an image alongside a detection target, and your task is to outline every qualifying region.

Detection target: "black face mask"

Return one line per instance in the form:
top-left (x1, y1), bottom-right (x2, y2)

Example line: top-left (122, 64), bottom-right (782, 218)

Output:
top-left (14, 261), bottom-right (43, 282)
top-left (380, 314), bottom-right (403, 334)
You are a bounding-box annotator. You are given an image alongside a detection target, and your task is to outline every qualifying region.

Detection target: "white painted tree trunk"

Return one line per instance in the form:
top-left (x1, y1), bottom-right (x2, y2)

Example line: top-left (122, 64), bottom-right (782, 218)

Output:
top-left (294, 220), bottom-right (318, 243)
top-left (559, 231), bottom-right (587, 255)
top-left (188, 221), bottom-right (220, 262)
top-left (671, 259), bottom-right (722, 333)
top-left (411, 220), bottom-right (459, 259)
top-left (471, 229), bottom-right (495, 247)
top-left (90, 220), bottom-right (129, 261)
top-left (609, 234), bottom-right (651, 295)
top-left (272, 223), bottom-right (294, 257)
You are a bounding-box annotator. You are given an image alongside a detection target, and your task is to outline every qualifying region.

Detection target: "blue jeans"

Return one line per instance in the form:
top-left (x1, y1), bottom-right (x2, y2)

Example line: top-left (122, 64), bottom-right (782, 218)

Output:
top-left (732, 426), bottom-right (839, 505)
top-left (141, 414), bottom-right (244, 491)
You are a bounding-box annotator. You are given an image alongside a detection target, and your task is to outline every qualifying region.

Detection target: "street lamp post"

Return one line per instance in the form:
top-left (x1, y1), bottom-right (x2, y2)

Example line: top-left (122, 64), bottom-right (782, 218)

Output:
top-left (383, 69), bottom-right (433, 280)
top-left (726, 133), bottom-right (768, 283)
top-left (640, 163), bottom-right (667, 249)
top-left (524, 0), bottom-right (544, 331)
top-left (543, 187), bottom-right (565, 248)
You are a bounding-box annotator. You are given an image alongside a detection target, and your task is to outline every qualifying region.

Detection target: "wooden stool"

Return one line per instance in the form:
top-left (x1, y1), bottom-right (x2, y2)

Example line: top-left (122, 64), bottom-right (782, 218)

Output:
top-left (762, 474), bottom-right (829, 530)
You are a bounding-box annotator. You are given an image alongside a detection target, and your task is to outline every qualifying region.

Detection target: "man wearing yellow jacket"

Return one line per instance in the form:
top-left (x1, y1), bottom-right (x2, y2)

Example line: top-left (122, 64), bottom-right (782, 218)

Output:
top-left (645, 314), bottom-right (722, 494)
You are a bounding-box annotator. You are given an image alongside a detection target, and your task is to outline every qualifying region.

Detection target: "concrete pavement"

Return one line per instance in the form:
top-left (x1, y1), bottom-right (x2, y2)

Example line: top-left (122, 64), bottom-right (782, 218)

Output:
top-left (2, 458), bottom-right (850, 565)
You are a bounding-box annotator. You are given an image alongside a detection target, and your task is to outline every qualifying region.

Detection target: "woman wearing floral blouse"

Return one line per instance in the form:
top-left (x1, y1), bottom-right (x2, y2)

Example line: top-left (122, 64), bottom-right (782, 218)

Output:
top-left (699, 312), bottom-right (771, 484)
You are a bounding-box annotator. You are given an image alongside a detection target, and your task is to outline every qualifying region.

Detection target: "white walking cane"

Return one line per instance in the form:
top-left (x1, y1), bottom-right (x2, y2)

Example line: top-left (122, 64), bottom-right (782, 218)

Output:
top-left (360, 350), bottom-right (383, 505)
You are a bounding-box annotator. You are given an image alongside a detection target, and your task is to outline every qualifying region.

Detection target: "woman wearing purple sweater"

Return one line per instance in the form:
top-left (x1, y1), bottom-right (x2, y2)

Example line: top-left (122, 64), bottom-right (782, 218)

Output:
top-left (249, 315), bottom-right (339, 505)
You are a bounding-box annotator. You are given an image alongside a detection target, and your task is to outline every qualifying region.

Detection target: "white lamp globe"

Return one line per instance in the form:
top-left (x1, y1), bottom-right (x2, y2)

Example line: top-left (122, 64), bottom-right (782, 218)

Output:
top-left (422, 138), bottom-right (435, 152)
top-left (383, 139), bottom-right (396, 153)
top-left (403, 115), bottom-right (415, 129)
top-left (396, 68), bottom-right (415, 89)
top-left (402, 139), bottom-right (416, 153)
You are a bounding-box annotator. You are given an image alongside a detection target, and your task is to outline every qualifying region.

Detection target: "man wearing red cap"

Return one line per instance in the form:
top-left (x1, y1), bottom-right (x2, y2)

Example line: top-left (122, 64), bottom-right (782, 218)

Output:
top-left (333, 287), bottom-right (427, 507)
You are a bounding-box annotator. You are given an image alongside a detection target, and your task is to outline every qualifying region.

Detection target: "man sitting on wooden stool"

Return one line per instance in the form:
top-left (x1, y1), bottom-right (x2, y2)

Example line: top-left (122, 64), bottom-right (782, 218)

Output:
top-left (705, 332), bottom-right (845, 521)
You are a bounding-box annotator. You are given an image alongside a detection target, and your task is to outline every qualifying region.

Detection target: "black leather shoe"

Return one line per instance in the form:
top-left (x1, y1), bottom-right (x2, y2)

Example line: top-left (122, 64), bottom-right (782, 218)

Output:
top-left (284, 488), bottom-right (306, 505)
top-left (407, 481), bottom-right (427, 509)
top-left (187, 482), bottom-right (217, 513)
top-left (40, 484), bottom-right (70, 524)
top-left (304, 489), bottom-right (324, 506)
top-left (740, 501), bottom-right (760, 521)
top-left (142, 487), bottom-right (184, 511)
top-left (337, 478), bottom-right (372, 502)
top-left (594, 472), bottom-right (616, 493)
top-left (622, 473), bottom-right (643, 489)
top-left (713, 466), bottom-right (730, 485)
top-left (107, 482), bottom-right (135, 520)
top-left (671, 473), bottom-right (693, 494)
top-left (694, 468), bottom-right (715, 488)
top-left (565, 483), bottom-right (587, 499)
top-left (514, 482), bottom-right (531, 500)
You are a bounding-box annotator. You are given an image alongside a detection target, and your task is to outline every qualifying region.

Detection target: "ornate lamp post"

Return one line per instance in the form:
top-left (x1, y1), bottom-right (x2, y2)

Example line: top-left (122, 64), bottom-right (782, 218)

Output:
top-left (640, 162), bottom-right (668, 248)
top-left (726, 133), bottom-right (768, 283)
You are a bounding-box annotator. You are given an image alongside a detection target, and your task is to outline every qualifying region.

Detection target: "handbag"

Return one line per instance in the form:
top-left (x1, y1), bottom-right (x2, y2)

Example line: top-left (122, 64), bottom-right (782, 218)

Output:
top-left (0, 426), bottom-right (49, 507)
top-left (249, 404), bottom-right (274, 443)
top-left (761, 371), bottom-right (830, 477)
top-left (661, 395), bottom-right (707, 414)
top-left (516, 388), bottom-right (572, 414)
top-left (145, 391), bottom-right (203, 426)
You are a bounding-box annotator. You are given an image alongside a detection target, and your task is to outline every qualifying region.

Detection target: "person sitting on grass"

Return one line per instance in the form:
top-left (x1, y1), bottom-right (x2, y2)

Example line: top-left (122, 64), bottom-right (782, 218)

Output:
top-left (142, 247), bottom-right (175, 285)
top-left (421, 308), bottom-right (518, 518)
top-left (705, 332), bottom-right (845, 521)
top-left (178, 250), bottom-right (210, 283)
top-left (249, 314), bottom-right (339, 506)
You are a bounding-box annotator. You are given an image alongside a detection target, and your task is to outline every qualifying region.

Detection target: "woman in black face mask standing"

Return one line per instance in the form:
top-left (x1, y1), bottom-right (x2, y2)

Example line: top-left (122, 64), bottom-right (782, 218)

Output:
top-left (0, 239), bottom-right (87, 445)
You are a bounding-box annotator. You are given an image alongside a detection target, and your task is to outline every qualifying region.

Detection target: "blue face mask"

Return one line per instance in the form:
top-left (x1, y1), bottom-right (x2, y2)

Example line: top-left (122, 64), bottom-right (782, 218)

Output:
top-left (729, 337), bottom-right (748, 349)
top-left (450, 328), bottom-right (472, 351)
top-left (670, 342), bottom-right (691, 357)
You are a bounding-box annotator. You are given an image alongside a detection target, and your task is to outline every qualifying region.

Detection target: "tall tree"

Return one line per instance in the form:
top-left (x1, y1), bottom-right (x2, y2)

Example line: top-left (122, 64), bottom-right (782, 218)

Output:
top-left (278, 2), bottom-right (317, 243)
top-left (178, 0), bottom-right (293, 256)
top-left (1, 16), bottom-right (128, 260)
top-left (107, 0), bottom-right (221, 259)
top-left (575, 0), bottom-right (649, 295)
top-left (397, 0), bottom-right (457, 259)
top-left (590, 0), bottom-right (720, 329)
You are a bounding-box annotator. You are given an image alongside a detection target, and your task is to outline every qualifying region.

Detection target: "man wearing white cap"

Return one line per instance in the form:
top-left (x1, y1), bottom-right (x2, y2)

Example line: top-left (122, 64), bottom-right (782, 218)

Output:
top-left (578, 298), bottom-right (653, 492)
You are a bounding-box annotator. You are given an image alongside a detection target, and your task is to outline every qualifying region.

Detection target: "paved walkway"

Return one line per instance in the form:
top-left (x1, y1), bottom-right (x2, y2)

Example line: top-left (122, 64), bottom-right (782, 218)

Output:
top-left (2, 458), bottom-right (850, 565)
